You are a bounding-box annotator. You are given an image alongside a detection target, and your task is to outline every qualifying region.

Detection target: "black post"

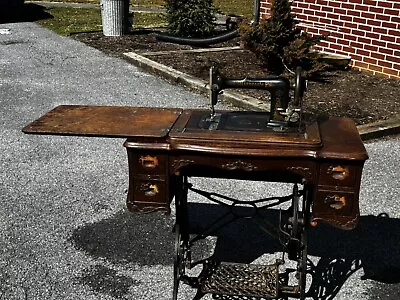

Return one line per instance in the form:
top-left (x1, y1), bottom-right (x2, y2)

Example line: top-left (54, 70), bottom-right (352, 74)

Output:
top-left (123, 0), bottom-right (130, 34)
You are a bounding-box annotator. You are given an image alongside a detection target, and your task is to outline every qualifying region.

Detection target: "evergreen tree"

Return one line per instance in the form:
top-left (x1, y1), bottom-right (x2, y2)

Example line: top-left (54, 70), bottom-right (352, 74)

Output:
top-left (239, 0), bottom-right (326, 76)
top-left (164, 0), bottom-right (219, 37)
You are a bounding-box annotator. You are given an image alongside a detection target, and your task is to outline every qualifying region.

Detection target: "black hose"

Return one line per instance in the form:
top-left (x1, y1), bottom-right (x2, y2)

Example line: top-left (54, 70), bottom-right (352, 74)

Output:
top-left (155, 29), bottom-right (239, 47)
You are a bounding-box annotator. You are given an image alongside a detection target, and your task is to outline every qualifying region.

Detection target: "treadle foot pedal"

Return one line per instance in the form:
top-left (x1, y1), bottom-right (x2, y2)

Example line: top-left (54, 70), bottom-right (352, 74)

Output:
top-left (200, 262), bottom-right (279, 298)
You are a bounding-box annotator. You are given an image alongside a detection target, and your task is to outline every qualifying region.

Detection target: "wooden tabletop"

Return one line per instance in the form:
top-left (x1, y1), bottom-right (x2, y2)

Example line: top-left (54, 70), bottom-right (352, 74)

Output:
top-left (22, 105), bottom-right (182, 138)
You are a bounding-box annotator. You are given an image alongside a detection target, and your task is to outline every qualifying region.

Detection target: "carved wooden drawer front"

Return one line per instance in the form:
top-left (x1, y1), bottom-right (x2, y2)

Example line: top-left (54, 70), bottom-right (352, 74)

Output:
top-left (314, 190), bottom-right (355, 216)
top-left (319, 164), bottom-right (357, 187)
top-left (132, 153), bottom-right (167, 175)
top-left (133, 178), bottom-right (167, 203)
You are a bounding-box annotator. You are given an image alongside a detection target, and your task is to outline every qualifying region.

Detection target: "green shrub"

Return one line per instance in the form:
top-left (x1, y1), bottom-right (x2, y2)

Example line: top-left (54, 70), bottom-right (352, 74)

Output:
top-left (239, 0), bottom-right (326, 76)
top-left (164, 0), bottom-right (219, 37)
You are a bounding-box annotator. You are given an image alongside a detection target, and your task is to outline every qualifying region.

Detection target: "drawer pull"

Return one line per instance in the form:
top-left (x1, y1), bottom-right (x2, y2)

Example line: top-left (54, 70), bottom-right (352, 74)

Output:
top-left (140, 183), bottom-right (159, 197)
top-left (327, 165), bottom-right (349, 180)
top-left (139, 155), bottom-right (159, 169)
top-left (324, 194), bottom-right (346, 210)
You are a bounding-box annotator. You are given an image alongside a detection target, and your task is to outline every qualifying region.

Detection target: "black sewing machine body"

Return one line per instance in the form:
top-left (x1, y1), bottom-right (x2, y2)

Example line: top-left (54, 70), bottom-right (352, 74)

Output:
top-left (205, 65), bottom-right (307, 133)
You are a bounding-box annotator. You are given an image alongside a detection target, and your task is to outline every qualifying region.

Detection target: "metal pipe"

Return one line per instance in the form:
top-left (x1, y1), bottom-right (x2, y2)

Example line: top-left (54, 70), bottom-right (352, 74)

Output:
top-left (252, 0), bottom-right (261, 24)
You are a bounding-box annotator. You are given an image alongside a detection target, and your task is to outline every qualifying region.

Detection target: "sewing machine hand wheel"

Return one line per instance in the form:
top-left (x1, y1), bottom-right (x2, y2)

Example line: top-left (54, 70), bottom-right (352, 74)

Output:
top-left (294, 67), bottom-right (306, 106)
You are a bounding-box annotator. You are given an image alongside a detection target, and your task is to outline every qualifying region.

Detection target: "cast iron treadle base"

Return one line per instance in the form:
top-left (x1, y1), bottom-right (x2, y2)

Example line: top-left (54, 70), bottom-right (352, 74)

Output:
top-left (200, 262), bottom-right (279, 298)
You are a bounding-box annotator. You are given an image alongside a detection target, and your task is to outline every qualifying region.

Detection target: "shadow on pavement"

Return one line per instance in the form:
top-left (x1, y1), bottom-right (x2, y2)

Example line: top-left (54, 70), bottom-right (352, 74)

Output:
top-left (69, 203), bottom-right (400, 300)
top-left (0, 3), bottom-right (52, 24)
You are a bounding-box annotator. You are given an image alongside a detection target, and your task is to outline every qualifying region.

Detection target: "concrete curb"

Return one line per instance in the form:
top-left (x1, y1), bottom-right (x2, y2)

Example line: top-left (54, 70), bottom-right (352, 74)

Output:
top-left (124, 51), bottom-right (400, 140)
top-left (358, 117), bottom-right (400, 140)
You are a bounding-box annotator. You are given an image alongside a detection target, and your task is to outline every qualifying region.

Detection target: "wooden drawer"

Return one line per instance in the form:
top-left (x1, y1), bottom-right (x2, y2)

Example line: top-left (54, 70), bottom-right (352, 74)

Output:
top-left (313, 189), bottom-right (356, 216)
top-left (133, 177), bottom-right (168, 204)
top-left (129, 151), bottom-right (168, 175)
top-left (319, 163), bottom-right (359, 187)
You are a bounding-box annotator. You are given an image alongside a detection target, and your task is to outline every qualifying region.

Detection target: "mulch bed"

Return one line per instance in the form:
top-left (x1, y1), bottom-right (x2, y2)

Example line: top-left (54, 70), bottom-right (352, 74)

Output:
top-left (72, 31), bottom-right (400, 125)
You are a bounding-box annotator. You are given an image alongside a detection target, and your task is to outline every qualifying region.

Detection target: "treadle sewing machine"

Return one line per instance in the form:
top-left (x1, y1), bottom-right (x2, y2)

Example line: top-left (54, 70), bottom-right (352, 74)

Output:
top-left (23, 66), bottom-right (368, 300)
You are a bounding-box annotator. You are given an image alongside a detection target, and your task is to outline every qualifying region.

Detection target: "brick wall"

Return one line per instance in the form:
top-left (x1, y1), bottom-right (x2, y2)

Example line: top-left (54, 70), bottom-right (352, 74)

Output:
top-left (260, 0), bottom-right (400, 79)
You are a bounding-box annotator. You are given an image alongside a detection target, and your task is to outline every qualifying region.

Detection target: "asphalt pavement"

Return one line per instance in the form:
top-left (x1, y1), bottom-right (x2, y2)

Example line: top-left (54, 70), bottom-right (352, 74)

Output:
top-left (1, 22), bottom-right (399, 300)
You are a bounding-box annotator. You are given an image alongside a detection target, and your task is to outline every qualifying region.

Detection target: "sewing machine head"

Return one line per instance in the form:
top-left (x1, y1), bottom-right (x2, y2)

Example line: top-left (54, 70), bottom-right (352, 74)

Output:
top-left (208, 64), bottom-right (307, 132)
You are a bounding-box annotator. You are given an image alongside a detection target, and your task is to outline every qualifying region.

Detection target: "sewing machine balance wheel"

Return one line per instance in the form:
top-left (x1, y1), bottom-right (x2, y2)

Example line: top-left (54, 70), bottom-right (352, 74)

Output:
top-left (294, 66), bottom-right (307, 106)
top-left (283, 183), bottom-right (309, 298)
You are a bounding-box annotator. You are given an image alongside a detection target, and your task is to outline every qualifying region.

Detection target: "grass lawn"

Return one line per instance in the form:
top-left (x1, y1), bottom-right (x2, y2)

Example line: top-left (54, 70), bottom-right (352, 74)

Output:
top-left (35, 0), bottom-right (253, 36)
top-left (36, 7), bottom-right (165, 35)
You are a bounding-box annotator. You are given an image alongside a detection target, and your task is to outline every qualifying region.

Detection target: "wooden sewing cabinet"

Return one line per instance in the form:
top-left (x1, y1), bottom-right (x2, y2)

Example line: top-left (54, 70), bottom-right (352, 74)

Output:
top-left (23, 105), bottom-right (368, 299)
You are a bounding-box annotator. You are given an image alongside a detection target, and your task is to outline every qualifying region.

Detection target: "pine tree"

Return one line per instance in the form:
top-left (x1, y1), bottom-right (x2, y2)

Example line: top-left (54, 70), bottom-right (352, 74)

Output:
top-left (239, 0), bottom-right (326, 76)
top-left (164, 0), bottom-right (219, 38)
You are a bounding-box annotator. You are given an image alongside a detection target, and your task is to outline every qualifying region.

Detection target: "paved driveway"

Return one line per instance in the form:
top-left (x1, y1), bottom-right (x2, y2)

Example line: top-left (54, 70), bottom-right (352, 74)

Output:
top-left (1, 22), bottom-right (399, 299)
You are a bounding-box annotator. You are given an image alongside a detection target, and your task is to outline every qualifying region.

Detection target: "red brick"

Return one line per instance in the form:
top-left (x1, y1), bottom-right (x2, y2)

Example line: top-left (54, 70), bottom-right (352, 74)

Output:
top-left (352, 29), bottom-right (366, 36)
top-left (350, 53), bottom-right (363, 61)
top-left (353, 61), bottom-right (369, 69)
top-left (380, 35), bottom-right (396, 42)
top-left (333, 8), bottom-right (346, 15)
top-left (329, 1), bottom-right (341, 8)
top-left (364, 57), bottom-right (378, 65)
top-left (297, 2), bottom-right (310, 9)
top-left (369, 6), bottom-right (384, 14)
top-left (339, 38), bottom-right (350, 46)
top-left (350, 41), bottom-right (364, 48)
top-left (331, 19), bottom-right (344, 27)
top-left (323, 6), bottom-right (334, 13)
top-left (363, 0), bottom-right (378, 6)
top-left (365, 32), bottom-right (380, 40)
top-left (369, 64), bottom-right (383, 73)
top-left (317, 0), bottom-right (329, 6)
top-left (372, 40), bottom-right (387, 48)
top-left (358, 37), bottom-right (372, 44)
top-left (358, 24), bottom-right (372, 31)
top-left (329, 43), bottom-right (343, 51)
top-left (378, 60), bottom-right (393, 68)
top-left (378, 14), bottom-right (391, 22)
top-left (315, 10), bottom-right (327, 18)
top-left (340, 15), bottom-right (353, 22)
top-left (353, 17), bottom-right (367, 24)
top-left (379, 47), bottom-right (394, 55)
top-left (355, 4), bottom-right (369, 12)
top-left (388, 30), bottom-right (400, 38)
top-left (386, 55), bottom-right (400, 64)
top-left (382, 22), bottom-right (398, 29)
top-left (361, 12), bottom-right (376, 19)
top-left (391, 16), bottom-right (400, 23)
top-left (389, 43), bottom-right (400, 50)
top-left (384, 8), bottom-right (398, 15)
top-left (367, 19), bottom-right (381, 27)
top-left (356, 48), bottom-right (370, 56)
top-left (344, 22), bottom-right (358, 29)
top-left (342, 3), bottom-right (356, 10)
top-left (364, 44), bottom-right (379, 52)
top-left (371, 51), bottom-right (386, 60)
top-left (343, 33), bottom-right (358, 41)
top-left (383, 67), bottom-right (400, 78)
top-left (378, 1), bottom-right (393, 8)
top-left (373, 27), bottom-right (388, 35)
top-left (320, 28), bottom-right (332, 36)
top-left (303, 9), bottom-right (315, 15)
top-left (343, 46), bottom-right (357, 53)
top-left (348, 10), bottom-right (361, 17)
